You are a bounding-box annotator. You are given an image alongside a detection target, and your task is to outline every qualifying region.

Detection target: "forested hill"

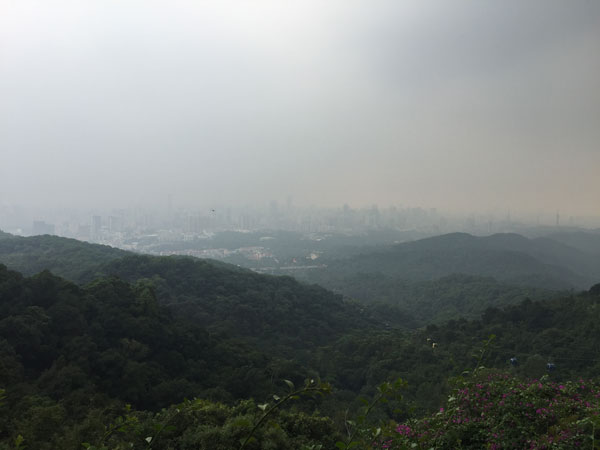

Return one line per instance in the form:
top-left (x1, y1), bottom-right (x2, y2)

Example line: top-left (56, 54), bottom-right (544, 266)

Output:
top-left (309, 272), bottom-right (557, 326)
top-left (0, 261), bottom-right (410, 448)
top-left (544, 229), bottom-right (600, 255)
top-left (0, 231), bottom-right (417, 333)
top-left (0, 230), bottom-right (581, 329)
top-left (314, 283), bottom-right (600, 414)
top-left (2, 261), bottom-right (600, 448)
top-left (314, 232), bottom-right (599, 289)
top-left (0, 232), bottom-right (127, 282)
top-left (97, 254), bottom-right (419, 348)
top-left (0, 232), bottom-right (599, 447)
top-left (0, 262), bottom-right (388, 408)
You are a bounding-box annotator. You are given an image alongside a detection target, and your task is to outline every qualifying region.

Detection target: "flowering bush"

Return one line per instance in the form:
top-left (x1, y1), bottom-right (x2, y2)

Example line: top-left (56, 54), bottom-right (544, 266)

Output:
top-left (388, 370), bottom-right (600, 449)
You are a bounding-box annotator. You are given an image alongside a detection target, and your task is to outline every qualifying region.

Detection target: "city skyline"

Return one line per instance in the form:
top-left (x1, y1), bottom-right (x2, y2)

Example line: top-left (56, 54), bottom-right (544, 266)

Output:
top-left (1, 200), bottom-right (599, 240)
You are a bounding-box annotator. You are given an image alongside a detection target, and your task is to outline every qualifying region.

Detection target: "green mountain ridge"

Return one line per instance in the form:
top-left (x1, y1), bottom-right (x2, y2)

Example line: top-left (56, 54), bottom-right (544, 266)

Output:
top-left (1, 263), bottom-right (600, 448)
top-left (0, 230), bottom-right (416, 351)
top-left (544, 229), bottom-right (600, 255)
top-left (311, 232), bottom-right (599, 290)
top-left (0, 230), bottom-right (586, 329)
top-left (0, 232), bottom-right (127, 282)
top-left (2, 228), bottom-right (600, 448)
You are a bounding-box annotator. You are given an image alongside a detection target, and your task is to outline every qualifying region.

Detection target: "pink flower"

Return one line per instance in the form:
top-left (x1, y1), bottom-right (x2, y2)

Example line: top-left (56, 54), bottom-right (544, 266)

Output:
top-left (396, 424), bottom-right (412, 436)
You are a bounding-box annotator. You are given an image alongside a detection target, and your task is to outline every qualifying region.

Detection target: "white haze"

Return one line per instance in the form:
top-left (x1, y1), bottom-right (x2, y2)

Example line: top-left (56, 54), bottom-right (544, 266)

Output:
top-left (1, 0), bottom-right (599, 217)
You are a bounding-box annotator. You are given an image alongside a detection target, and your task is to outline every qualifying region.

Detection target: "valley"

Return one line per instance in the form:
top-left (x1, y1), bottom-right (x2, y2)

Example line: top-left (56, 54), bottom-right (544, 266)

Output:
top-left (1, 229), bottom-right (600, 448)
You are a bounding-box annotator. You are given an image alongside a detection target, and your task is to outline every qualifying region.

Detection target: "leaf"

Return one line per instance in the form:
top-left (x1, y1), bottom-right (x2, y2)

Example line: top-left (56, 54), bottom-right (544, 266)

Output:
top-left (284, 379), bottom-right (295, 390)
top-left (233, 418), bottom-right (252, 428)
top-left (335, 442), bottom-right (347, 450)
top-left (394, 378), bottom-right (406, 389)
top-left (241, 436), bottom-right (257, 446)
top-left (379, 381), bottom-right (390, 393)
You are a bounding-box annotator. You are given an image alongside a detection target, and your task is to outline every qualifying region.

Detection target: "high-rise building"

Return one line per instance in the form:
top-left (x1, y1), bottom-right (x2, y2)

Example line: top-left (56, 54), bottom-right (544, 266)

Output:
top-left (108, 216), bottom-right (121, 232)
top-left (32, 220), bottom-right (55, 235)
top-left (91, 215), bottom-right (102, 239)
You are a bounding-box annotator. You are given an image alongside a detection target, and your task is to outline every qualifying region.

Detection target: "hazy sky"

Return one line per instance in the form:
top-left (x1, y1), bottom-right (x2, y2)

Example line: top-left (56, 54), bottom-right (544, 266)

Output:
top-left (1, 1), bottom-right (599, 215)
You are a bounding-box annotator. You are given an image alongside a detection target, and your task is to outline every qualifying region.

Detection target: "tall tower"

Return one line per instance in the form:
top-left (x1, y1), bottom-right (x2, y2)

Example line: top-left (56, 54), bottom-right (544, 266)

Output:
top-left (91, 215), bottom-right (102, 240)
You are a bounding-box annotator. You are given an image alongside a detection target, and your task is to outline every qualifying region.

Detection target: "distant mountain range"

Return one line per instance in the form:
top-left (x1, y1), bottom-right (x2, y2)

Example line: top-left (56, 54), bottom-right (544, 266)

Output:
top-left (314, 232), bottom-right (600, 290)
top-left (543, 229), bottom-right (600, 255)
top-left (3, 228), bottom-right (600, 448)
top-left (2, 229), bottom-right (599, 329)
top-left (0, 230), bottom-right (411, 342)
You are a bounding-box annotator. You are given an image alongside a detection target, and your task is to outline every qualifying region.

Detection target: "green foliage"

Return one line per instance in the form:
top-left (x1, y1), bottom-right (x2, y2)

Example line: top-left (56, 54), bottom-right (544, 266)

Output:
top-left (98, 254), bottom-right (378, 351)
top-left (239, 378), bottom-right (332, 449)
top-left (305, 272), bottom-right (558, 326)
top-left (335, 378), bottom-right (406, 450)
top-left (390, 371), bottom-right (600, 449)
top-left (312, 289), bottom-right (600, 416)
top-left (308, 232), bottom-right (599, 290)
top-left (0, 234), bottom-right (126, 282)
top-left (2, 233), bottom-right (600, 448)
top-left (0, 262), bottom-right (356, 448)
top-left (77, 394), bottom-right (340, 450)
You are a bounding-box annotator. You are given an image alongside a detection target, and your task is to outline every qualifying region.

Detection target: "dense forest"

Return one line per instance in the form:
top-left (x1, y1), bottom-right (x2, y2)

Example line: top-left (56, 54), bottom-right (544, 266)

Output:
top-left (0, 233), bottom-right (127, 282)
top-left (1, 231), bottom-right (586, 328)
top-left (300, 232), bottom-right (600, 290)
top-left (1, 232), bottom-right (600, 448)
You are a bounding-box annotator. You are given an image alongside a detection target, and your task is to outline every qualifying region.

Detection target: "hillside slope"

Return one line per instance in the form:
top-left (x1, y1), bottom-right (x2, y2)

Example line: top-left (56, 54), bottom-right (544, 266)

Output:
top-left (2, 258), bottom-right (600, 448)
top-left (0, 232), bottom-right (127, 281)
top-left (0, 230), bottom-right (581, 327)
top-left (98, 254), bottom-right (416, 349)
top-left (315, 232), bottom-right (597, 289)
top-left (544, 229), bottom-right (600, 255)
top-left (0, 231), bottom-right (417, 334)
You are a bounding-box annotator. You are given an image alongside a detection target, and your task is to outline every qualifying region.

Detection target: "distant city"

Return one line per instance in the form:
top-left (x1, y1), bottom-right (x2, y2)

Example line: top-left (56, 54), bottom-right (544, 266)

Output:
top-left (1, 201), bottom-right (598, 256)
